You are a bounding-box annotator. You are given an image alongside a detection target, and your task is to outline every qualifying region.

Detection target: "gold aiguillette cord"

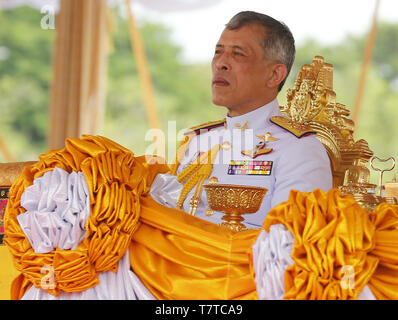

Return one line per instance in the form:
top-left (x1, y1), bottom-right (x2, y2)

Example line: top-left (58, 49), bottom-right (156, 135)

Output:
top-left (176, 144), bottom-right (220, 215)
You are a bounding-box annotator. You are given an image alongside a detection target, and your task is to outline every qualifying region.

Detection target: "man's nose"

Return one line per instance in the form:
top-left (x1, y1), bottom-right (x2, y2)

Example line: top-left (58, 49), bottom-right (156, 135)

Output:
top-left (214, 54), bottom-right (230, 71)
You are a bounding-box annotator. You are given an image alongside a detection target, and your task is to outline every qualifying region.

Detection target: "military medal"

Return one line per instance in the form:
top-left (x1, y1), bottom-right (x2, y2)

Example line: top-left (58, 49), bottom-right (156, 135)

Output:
top-left (228, 160), bottom-right (273, 176)
top-left (241, 131), bottom-right (278, 159)
top-left (241, 140), bottom-right (272, 158)
top-left (256, 132), bottom-right (279, 143)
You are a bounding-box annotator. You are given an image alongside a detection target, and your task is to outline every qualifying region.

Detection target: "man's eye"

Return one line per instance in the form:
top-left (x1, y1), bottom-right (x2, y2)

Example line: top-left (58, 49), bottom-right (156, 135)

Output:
top-left (214, 50), bottom-right (221, 55)
top-left (234, 52), bottom-right (244, 56)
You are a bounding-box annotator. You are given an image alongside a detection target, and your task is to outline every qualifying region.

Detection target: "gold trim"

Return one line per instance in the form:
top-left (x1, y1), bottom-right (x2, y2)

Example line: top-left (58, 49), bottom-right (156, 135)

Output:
top-left (186, 118), bottom-right (226, 134)
top-left (270, 116), bottom-right (316, 138)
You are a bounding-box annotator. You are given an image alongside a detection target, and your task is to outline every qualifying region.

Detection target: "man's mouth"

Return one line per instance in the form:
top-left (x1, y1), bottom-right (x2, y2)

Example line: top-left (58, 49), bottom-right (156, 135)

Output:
top-left (212, 76), bottom-right (230, 87)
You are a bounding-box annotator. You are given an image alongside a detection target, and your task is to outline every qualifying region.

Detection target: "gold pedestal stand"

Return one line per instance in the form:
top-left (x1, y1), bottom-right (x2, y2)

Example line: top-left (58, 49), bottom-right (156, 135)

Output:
top-left (203, 184), bottom-right (267, 232)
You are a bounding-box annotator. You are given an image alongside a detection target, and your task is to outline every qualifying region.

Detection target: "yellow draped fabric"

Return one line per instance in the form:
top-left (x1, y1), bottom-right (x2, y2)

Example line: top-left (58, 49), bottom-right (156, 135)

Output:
top-left (130, 195), bottom-right (259, 300)
top-left (4, 135), bottom-right (168, 298)
top-left (4, 135), bottom-right (398, 300)
top-left (0, 246), bottom-right (19, 300)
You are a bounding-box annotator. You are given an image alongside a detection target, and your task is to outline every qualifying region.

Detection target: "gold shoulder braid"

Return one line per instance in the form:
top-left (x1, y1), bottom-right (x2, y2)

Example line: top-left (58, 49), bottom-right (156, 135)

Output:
top-left (270, 116), bottom-right (316, 138)
top-left (184, 119), bottom-right (225, 136)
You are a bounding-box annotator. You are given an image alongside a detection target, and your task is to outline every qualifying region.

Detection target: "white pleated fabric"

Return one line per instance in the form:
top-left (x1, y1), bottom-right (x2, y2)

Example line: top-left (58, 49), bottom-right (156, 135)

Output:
top-left (149, 172), bottom-right (182, 208)
top-left (252, 224), bottom-right (376, 300)
top-left (18, 167), bottom-right (155, 300)
top-left (252, 224), bottom-right (295, 300)
top-left (17, 167), bottom-right (90, 253)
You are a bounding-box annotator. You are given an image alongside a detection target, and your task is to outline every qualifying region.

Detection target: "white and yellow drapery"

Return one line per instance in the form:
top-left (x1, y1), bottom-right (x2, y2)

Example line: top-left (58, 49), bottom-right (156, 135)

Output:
top-left (4, 135), bottom-right (398, 300)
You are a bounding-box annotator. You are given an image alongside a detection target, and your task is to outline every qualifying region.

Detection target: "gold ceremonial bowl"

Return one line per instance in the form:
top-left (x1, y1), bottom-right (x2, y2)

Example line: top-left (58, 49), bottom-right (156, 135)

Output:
top-left (203, 184), bottom-right (268, 232)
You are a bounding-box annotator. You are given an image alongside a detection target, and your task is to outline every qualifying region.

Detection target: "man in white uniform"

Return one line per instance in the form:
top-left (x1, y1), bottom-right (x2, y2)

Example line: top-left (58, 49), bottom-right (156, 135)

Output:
top-left (168, 11), bottom-right (333, 229)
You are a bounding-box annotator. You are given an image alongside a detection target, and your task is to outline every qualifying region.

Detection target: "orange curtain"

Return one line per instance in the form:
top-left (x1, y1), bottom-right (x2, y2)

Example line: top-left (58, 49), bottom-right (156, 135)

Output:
top-left (48, 0), bottom-right (111, 150)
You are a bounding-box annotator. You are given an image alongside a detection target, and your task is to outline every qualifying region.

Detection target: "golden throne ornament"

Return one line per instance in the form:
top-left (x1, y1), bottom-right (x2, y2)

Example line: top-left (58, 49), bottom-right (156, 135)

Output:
top-left (281, 56), bottom-right (396, 210)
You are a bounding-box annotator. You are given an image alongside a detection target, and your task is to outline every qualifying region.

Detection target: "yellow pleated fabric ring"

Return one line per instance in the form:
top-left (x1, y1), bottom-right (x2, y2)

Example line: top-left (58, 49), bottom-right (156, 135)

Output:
top-left (263, 188), bottom-right (398, 300)
top-left (367, 203), bottom-right (398, 300)
top-left (4, 135), bottom-right (169, 298)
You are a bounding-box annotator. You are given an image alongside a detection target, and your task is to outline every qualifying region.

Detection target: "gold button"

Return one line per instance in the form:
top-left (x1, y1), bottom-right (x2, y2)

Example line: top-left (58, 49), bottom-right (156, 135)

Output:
top-left (205, 208), bottom-right (214, 216)
top-left (222, 141), bottom-right (231, 150)
top-left (208, 176), bottom-right (218, 184)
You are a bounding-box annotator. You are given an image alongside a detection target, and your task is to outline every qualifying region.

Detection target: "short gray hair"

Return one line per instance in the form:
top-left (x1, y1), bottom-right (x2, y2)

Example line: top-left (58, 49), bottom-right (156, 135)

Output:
top-left (225, 11), bottom-right (295, 91)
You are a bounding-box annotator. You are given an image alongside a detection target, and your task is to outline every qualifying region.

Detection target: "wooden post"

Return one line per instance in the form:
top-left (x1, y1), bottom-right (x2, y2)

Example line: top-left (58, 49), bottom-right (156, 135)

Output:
top-left (352, 0), bottom-right (381, 126)
top-left (48, 0), bottom-right (110, 150)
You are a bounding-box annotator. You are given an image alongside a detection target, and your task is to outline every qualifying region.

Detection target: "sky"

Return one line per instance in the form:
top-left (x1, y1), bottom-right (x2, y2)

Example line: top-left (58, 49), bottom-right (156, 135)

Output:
top-left (131, 0), bottom-right (398, 64)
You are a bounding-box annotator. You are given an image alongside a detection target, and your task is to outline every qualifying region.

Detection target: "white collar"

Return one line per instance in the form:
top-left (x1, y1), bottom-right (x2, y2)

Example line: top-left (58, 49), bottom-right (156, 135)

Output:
top-left (225, 99), bottom-right (281, 131)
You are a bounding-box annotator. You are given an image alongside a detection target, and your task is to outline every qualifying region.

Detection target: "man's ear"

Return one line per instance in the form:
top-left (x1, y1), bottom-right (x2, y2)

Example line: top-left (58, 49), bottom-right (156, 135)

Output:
top-left (266, 63), bottom-right (288, 89)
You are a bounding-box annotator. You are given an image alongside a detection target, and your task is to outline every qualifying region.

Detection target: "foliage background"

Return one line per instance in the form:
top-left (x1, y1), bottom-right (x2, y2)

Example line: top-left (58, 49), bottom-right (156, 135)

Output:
top-left (0, 5), bottom-right (397, 184)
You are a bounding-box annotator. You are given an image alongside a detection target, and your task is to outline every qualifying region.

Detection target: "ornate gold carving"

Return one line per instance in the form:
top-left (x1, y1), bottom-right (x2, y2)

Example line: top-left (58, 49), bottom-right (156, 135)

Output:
top-left (282, 56), bottom-right (373, 188)
top-left (0, 161), bottom-right (36, 187)
top-left (270, 116), bottom-right (316, 138)
top-left (203, 184), bottom-right (267, 232)
top-left (285, 56), bottom-right (398, 211)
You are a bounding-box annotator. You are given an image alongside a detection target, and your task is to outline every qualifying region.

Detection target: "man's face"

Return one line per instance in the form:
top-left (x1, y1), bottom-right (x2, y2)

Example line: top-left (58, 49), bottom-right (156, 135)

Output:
top-left (211, 24), bottom-right (276, 114)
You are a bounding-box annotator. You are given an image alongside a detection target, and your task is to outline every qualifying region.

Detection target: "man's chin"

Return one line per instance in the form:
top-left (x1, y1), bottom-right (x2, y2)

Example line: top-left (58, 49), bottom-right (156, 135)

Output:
top-left (211, 97), bottom-right (229, 108)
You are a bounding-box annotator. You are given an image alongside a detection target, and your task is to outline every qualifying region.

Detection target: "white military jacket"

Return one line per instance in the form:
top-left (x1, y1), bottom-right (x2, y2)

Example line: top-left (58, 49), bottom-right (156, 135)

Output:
top-left (174, 99), bottom-right (333, 229)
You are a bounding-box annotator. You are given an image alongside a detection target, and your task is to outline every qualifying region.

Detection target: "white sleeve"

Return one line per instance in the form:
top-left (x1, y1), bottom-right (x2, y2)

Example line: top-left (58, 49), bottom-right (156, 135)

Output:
top-left (271, 135), bottom-right (333, 209)
top-left (149, 173), bottom-right (182, 208)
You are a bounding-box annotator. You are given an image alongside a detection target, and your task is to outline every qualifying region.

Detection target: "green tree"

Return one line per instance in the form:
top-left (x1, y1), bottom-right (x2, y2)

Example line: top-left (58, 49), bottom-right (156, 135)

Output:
top-left (0, 6), bottom-right (54, 161)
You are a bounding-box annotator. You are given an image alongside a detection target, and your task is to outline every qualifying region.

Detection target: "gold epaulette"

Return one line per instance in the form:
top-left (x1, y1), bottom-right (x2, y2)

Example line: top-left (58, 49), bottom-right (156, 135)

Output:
top-left (270, 116), bottom-right (317, 138)
top-left (184, 119), bottom-right (226, 136)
